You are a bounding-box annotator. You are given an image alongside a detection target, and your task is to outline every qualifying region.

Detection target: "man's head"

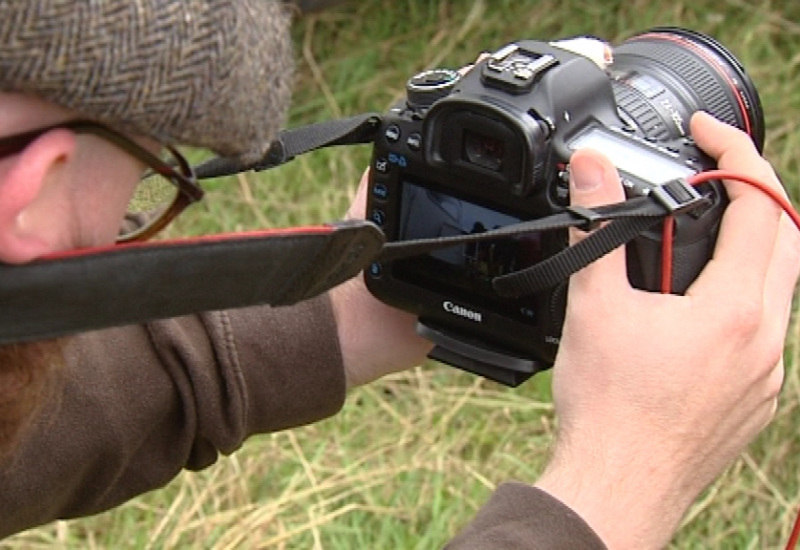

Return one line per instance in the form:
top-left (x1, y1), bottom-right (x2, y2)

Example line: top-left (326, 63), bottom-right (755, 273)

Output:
top-left (0, 0), bottom-right (295, 457)
top-left (0, 0), bottom-right (295, 161)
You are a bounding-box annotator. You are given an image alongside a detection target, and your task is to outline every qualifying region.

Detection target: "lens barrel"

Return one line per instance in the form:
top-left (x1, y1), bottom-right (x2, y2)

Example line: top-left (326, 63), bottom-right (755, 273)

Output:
top-left (609, 27), bottom-right (765, 152)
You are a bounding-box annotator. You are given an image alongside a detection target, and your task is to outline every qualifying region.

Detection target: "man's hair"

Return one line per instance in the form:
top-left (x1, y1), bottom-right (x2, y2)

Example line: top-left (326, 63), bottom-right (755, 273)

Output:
top-left (0, 340), bottom-right (64, 460)
top-left (0, 0), bottom-right (295, 161)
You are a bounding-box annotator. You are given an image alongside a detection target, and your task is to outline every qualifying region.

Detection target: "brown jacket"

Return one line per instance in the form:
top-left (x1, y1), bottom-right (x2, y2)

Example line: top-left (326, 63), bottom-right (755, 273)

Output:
top-left (0, 295), bottom-right (605, 548)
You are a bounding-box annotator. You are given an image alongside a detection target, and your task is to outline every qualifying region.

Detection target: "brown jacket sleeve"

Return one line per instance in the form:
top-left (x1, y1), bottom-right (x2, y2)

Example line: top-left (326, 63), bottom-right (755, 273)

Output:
top-left (0, 294), bottom-right (345, 539)
top-left (445, 483), bottom-right (608, 550)
top-left (0, 296), bottom-right (607, 548)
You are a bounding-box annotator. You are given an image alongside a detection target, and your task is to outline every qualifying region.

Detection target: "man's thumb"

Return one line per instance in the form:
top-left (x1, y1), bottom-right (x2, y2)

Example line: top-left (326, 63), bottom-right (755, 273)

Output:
top-left (569, 148), bottom-right (626, 208)
top-left (566, 148), bottom-right (629, 291)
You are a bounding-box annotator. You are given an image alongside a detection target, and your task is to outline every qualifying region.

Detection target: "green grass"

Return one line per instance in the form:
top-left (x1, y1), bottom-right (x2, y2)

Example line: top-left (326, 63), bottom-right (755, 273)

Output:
top-left (4, 0), bottom-right (800, 548)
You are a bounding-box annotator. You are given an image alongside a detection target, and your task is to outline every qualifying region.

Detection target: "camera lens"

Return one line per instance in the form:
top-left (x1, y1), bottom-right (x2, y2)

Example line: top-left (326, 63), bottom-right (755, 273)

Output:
top-left (609, 27), bottom-right (764, 151)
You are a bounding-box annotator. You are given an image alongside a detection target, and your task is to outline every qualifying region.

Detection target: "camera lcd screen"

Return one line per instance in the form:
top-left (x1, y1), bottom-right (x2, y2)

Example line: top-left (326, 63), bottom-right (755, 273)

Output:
top-left (569, 127), bottom-right (695, 184)
top-left (394, 180), bottom-right (541, 322)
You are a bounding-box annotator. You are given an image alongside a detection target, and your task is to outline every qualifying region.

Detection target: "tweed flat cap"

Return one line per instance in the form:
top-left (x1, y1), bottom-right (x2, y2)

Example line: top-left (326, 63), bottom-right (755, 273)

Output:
top-left (0, 0), bottom-right (295, 161)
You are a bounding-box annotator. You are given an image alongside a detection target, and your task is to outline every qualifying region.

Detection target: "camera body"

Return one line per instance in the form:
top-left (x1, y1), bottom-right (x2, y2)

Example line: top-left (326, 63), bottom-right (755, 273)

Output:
top-left (364, 34), bottom-right (746, 385)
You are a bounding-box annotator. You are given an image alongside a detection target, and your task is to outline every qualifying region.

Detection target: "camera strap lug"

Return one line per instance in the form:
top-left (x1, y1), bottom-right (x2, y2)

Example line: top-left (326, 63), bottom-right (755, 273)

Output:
top-left (649, 178), bottom-right (710, 215)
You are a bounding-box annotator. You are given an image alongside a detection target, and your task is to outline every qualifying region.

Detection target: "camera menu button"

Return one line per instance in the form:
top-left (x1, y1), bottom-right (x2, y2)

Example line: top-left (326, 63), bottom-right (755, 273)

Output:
top-left (375, 156), bottom-right (390, 174)
top-left (385, 124), bottom-right (401, 143)
top-left (372, 182), bottom-right (389, 201)
top-left (407, 132), bottom-right (422, 151)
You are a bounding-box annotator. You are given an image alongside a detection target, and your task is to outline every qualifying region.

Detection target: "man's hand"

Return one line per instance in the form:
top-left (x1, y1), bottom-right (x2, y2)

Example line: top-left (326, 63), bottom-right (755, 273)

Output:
top-left (327, 46), bottom-right (605, 390)
top-left (535, 111), bottom-right (800, 549)
top-left (329, 169), bottom-right (433, 389)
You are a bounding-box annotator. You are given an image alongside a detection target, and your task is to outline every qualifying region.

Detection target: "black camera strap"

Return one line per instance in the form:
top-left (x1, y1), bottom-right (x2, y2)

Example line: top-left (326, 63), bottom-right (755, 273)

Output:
top-left (0, 220), bottom-right (384, 345)
top-left (493, 215), bottom-right (662, 296)
top-left (194, 113), bottom-right (383, 178)
top-left (376, 176), bottom-right (708, 296)
top-left (0, 112), bottom-right (708, 345)
top-left (378, 196), bottom-right (676, 297)
top-left (194, 113), bottom-right (709, 300)
top-left (0, 115), bottom-right (389, 345)
top-left (377, 196), bottom-right (665, 261)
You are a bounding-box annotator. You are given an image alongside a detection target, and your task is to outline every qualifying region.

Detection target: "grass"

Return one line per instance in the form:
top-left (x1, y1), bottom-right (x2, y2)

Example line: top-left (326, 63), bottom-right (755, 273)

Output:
top-left (4, 0), bottom-right (800, 548)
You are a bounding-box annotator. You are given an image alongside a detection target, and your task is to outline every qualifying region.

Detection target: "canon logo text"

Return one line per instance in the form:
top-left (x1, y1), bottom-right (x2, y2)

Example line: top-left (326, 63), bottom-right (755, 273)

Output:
top-left (443, 301), bottom-right (483, 323)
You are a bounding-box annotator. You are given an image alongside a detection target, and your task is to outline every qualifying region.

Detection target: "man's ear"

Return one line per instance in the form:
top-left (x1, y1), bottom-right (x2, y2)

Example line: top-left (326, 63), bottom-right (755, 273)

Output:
top-left (0, 129), bottom-right (76, 264)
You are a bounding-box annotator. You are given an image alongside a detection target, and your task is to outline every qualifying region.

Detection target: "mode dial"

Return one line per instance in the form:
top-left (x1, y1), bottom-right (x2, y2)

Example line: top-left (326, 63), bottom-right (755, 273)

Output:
top-left (406, 68), bottom-right (461, 110)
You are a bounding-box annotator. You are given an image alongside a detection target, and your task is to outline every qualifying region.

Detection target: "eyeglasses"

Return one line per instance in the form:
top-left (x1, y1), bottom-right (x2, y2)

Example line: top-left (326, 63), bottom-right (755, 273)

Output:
top-left (0, 120), bottom-right (204, 243)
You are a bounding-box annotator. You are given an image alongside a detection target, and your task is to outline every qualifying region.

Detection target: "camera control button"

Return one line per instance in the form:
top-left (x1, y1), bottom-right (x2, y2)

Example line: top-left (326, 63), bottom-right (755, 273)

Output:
top-left (385, 124), bottom-right (401, 143)
top-left (407, 68), bottom-right (461, 109)
top-left (372, 182), bottom-right (389, 201)
top-left (554, 173), bottom-right (570, 204)
top-left (519, 307), bottom-right (536, 321)
top-left (375, 157), bottom-right (390, 173)
top-left (407, 132), bottom-right (422, 151)
top-left (555, 185), bottom-right (569, 204)
top-left (370, 208), bottom-right (386, 226)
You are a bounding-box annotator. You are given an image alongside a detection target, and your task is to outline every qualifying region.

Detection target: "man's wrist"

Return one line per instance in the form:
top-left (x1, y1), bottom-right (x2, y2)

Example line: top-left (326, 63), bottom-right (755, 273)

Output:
top-left (534, 440), bottom-right (694, 549)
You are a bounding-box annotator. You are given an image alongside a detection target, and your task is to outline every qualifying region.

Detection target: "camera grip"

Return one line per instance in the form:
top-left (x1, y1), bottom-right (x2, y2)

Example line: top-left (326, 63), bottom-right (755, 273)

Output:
top-left (627, 215), bottom-right (722, 293)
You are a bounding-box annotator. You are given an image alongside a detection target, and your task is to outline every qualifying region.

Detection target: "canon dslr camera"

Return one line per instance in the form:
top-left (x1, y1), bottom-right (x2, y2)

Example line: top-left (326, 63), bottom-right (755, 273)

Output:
top-left (364, 27), bottom-right (764, 386)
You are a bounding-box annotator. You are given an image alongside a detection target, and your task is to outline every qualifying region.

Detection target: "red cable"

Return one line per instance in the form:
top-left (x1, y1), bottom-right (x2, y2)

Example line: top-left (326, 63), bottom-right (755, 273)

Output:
top-left (789, 512), bottom-right (800, 550)
top-left (659, 170), bottom-right (800, 294)
top-left (660, 216), bottom-right (675, 294)
top-left (655, 169), bottom-right (800, 549)
top-left (687, 170), bottom-right (800, 229)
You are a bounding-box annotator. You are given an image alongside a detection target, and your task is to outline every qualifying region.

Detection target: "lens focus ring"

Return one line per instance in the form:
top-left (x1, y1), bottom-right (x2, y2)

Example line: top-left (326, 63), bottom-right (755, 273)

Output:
top-left (610, 28), bottom-right (764, 150)
top-left (616, 39), bottom-right (739, 128)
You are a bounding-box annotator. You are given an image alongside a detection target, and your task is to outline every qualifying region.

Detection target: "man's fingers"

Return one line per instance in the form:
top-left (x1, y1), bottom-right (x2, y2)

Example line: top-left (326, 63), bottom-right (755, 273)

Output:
top-left (690, 180), bottom-right (782, 299)
top-left (690, 111), bottom-right (781, 199)
top-left (761, 214), bottom-right (800, 345)
top-left (688, 112), bottom-right (783, 298)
